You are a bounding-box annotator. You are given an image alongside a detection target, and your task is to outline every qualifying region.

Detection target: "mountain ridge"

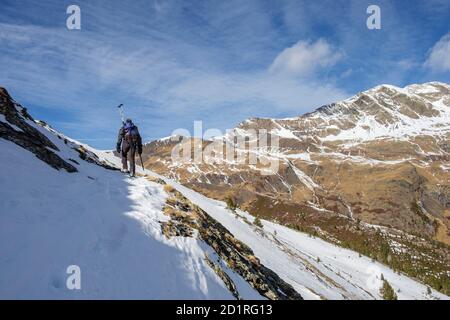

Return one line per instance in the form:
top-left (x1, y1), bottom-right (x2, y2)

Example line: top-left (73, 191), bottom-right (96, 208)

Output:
top-left (142, 81), bottom-right (450, 294)
top-left (0, 85), bottom-right (449, 298)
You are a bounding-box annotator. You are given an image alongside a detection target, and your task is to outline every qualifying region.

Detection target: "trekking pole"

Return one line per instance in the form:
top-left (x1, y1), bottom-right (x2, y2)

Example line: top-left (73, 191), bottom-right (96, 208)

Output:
top-left (139, 153), bottom-right (145, 175)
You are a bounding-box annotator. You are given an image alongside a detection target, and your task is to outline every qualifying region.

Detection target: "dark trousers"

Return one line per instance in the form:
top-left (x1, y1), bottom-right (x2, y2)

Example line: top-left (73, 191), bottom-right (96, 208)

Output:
top-left (121, 140), bottom-right (136, 176)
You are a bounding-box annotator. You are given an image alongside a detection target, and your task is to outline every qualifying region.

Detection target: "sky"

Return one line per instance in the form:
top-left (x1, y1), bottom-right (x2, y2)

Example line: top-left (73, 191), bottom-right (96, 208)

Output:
top-left (0, 0), bottom-right (449, 149)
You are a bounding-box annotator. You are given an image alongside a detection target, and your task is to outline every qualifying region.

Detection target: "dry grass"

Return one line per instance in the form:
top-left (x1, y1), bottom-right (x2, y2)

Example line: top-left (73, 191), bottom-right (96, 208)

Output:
top-left (247, 255), bottom-right (261, 267)
top-left (164, 184), bottom-right (175, 193)
top-left (162, 206), bottom-right (175, 216)
top-left (146, 176), bottom-right (166, 185)
top-left (165, 197), bottom-right (178, 207)
top-left (146, 176), bottom-right (159, 182)
top-left (173, 210), bottom-right (188, 219)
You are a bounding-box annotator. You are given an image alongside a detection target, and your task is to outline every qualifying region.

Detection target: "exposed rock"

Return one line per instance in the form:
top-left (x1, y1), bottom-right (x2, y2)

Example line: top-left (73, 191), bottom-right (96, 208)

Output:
top-left (158, 181), bottom-right (303, 300)
top-left (75, 145), bottom-right (119, 171)
top-left (0, 88), bottom-right (77, 173)
top-left (0, 87), bottom-right (120, 173)
top-left (204, 255), bottom-right (241, 300)
top-left (161, 220), bottom-right (195, 238)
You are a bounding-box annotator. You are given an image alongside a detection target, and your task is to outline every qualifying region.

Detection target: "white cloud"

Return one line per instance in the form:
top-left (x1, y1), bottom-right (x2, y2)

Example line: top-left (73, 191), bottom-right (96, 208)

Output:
top-left (424, 32), bottom-right (450, 72)
top-left (0, 22), bottom-right (350, 147)
top-left (269, 39), bottom-right (342, 77)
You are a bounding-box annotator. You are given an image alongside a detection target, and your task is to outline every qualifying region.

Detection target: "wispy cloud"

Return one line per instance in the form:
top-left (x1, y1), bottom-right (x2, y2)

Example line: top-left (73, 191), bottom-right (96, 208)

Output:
top-left (0, 0), bottom-right (449, 148)
top-left (424, 32), bottom-right (450, 72)
top-left (0, 19), bottom-right (348, 144)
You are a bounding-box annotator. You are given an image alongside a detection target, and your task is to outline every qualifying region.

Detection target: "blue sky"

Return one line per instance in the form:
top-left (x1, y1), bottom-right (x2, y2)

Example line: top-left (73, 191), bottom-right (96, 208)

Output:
top-left (0, 0), bottom-right (449, 148)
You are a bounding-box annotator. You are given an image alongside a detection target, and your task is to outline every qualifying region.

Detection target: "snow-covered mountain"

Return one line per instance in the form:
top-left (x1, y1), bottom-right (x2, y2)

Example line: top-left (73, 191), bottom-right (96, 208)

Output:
top-left (0, 86), bottom-right (448, 300)
top-left (142, 82), bottom-right (450, 296)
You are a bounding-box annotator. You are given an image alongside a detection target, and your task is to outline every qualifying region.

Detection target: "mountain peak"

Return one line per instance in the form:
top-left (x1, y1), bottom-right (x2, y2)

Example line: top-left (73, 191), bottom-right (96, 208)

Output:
top-left (367, 81), bottom-right (449, 96)
top-left (2, 86), bottom-right (449, 299)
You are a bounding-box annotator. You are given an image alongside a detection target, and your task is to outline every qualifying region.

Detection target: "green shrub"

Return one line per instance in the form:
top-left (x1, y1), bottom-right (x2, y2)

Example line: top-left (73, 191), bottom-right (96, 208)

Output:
top-left (380, 279), bottom-right (398, 300)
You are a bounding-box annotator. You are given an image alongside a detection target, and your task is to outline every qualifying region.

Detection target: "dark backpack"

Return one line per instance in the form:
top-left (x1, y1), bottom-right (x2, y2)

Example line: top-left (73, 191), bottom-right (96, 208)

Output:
top-left (124, 122), bottom-right (139, 142)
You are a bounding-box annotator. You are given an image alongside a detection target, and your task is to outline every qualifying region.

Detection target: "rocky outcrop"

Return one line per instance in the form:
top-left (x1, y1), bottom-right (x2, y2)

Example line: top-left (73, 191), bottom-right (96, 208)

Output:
top-left (75, 145), bottom-right (120, 171)
top-left (0, 87), bottom-right (119, 173)
top-left (156, 178), bottom-right (303, 300)
top-left (204, 255), bottom-right (241, 300)
top-left (0, 88), bottom-right (77, 173)
top-left (196, 204), bottom-right (303, 300)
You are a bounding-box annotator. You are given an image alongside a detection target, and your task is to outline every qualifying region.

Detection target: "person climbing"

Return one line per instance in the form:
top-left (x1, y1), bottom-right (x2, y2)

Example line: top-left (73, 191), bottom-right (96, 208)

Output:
top-left (116, 118), bottom-right (143, 177)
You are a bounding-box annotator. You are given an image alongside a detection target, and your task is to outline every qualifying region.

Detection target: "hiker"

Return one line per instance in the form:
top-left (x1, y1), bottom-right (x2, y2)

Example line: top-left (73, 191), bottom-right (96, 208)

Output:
top-left (116, 118), bottom-right (143, 177)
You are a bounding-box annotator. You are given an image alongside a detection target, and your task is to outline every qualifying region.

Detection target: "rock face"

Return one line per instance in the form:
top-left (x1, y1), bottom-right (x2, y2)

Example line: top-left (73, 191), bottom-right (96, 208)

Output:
top-left (0, 88), bottom-right (77, 173)
top-left (158, 179), bottom-right (303, 300)
top-left (0, 87), bottom-right (119, 173)
top-left (143, 82), bottom-right (450, 294)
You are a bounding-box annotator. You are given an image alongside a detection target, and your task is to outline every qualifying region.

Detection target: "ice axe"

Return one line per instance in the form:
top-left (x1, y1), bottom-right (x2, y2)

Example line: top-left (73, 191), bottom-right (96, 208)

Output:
top-left (117, 103), bottom-right (125, 123)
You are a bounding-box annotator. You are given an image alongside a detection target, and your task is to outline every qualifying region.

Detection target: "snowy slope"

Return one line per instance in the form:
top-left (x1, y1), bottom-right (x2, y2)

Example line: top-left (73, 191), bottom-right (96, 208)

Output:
top-left (1, 88), bottom-right (449, 300)
top-left (316, 83), bottom-right (450, 143)
top-left (0, 116), bottom-right (261, 299)
top-left (154, 177), bottom-right (449, 300)
top-left (141, 82), bottom-right (449, 292)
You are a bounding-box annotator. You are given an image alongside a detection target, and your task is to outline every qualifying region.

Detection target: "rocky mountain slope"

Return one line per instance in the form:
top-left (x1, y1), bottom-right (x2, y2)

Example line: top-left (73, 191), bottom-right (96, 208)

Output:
top-left (142, 82), bottom-right (450, 294)
top-left (1, 86), bottom-right (447, 299)
top-left (0, 87), bottom-right (298, 299)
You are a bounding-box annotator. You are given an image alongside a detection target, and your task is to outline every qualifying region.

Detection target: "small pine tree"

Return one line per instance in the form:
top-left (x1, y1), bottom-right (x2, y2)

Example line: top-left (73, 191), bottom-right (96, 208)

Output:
top-left (380, 279), bottom-right (398, 300)
top-left (426, 287), bottom-right (432, 295)
top-left (253, 216), bottom-right (263, 228)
